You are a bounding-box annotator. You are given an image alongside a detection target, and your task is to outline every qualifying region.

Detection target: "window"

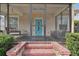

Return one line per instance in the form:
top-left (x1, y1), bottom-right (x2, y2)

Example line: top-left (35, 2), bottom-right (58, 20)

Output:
top-left (62, 7), bottom-right (70, 31)
top-left (56, 7), bottom-right (70, 31)
top-left (0, 15), bottom-right (5, 30)
top-left (9, 16), bottom-right (19, 31)
top-left (56, 14), bottom-right (61, 30)
top-left (0, 4), bottom-right (7, 31)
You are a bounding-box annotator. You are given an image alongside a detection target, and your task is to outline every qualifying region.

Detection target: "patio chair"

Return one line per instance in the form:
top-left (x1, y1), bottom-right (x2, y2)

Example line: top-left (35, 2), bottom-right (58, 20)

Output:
top-left (51, 30), bottom-right (63, 39)
top-left (51, 24), bottom-right (68, 41)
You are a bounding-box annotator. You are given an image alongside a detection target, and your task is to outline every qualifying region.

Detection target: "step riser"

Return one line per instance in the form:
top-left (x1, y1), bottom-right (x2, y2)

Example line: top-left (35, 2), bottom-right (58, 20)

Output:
top-left (25, 44), bottom-right (53, 49)
top-left (23, 49), bottom-right (55, 56)
top-left (26, 46), bottom-right (53, 49)
top-left (26, 41), bottom-right (51, 44)
top-left (23, 53), bottom-right (54, 56)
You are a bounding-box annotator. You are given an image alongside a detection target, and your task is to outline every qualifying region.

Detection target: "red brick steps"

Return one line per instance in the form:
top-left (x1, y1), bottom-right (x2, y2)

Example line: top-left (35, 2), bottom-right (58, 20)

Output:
top-left (6, 41), bottom-right (71, 56)
top-left (23, 42), bottom-right (55, 56)
top-left (23, 49), bottom-right (56, 56)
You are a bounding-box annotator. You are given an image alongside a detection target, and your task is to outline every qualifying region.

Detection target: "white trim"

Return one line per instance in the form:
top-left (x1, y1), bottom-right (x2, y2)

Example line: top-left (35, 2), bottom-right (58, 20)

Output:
top-left (35, 17), bottom-right (43, 19)
top-left (9, 15), bottom-right (19, 30)
top-left (55, 6), bottom-right (68, 16)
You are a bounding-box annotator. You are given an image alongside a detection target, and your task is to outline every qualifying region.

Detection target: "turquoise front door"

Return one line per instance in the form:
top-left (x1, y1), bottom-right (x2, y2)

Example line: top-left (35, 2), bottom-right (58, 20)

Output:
top-left (35, 19), bottom-right (43, 36)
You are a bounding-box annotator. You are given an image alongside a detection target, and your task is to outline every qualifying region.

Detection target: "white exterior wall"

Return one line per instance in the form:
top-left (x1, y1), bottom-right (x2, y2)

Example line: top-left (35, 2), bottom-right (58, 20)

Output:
top-left (46, 15), bottom-right (55, 36)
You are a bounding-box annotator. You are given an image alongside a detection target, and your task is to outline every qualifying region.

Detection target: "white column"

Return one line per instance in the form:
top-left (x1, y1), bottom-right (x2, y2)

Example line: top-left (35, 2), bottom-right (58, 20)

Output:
top-left (71, 4), bottom-right (74, 33)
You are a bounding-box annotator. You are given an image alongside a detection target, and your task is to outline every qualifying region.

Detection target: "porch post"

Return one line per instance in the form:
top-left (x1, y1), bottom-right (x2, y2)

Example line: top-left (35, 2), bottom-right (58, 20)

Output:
top-left (71, 4), bottom-right (74, 33)
top-left (55, 16), bottom-right (57, 30)
top-left (61, 13), bottom-right (63, 25)
top-left (0, 3), bottom-right (1, 30)
top-left (29, 4), bottom-right (32, 36)
top-left (7, 3), bottom-right (9, 34)
top-left (44, 4), bottom-right (47, 38)
top-left (0, 3), bottom-right (1, 14)
top-left (69, 4), bottom-right (73, 33)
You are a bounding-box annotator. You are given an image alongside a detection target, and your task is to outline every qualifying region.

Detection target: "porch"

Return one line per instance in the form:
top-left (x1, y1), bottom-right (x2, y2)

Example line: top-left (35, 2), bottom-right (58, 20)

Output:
top-left (0, 4), bottom-right (72, 42)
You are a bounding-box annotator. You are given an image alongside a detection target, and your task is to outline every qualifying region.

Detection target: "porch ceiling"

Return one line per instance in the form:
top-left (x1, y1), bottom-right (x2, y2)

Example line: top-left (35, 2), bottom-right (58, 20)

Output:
top-left (1, 4), bottom-right (69, 16)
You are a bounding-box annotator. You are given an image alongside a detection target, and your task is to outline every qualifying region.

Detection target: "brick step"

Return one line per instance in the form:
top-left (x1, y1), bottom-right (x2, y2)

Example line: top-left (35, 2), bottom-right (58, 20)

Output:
top-left (26, 44), bottom-right (53, 49)
top-left (23, 49), bottom-right (56, 56)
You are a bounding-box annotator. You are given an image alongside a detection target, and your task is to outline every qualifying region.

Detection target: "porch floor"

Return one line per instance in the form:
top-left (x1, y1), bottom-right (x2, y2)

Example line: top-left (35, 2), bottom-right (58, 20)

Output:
top-left (16, 35), bottom-right (65, 41)
top-left (15, 35), bottom-right (66, 46)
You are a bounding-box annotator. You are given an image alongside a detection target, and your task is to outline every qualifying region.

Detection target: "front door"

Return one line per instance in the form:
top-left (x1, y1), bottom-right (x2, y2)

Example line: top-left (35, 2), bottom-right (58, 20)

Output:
top-left (35, 18), bottom-right (43, 36)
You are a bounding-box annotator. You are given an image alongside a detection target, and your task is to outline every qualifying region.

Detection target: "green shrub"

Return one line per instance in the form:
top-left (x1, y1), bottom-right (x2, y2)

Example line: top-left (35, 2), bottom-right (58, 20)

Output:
top-left (0, 35), bottom-right (15, 56)
top-left (74, 20), bottom-right (79, 32)
top-left (74, 20), bottom-right (79, 26)
top-left (65, 33), bottom-right (79, 56)
top-left (0, 48), bottom-right (6, 56)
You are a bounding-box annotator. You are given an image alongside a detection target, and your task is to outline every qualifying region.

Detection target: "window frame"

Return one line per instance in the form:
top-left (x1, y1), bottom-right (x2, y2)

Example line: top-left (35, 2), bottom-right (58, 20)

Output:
top-left (9, 15), bottom-right (19, 30)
